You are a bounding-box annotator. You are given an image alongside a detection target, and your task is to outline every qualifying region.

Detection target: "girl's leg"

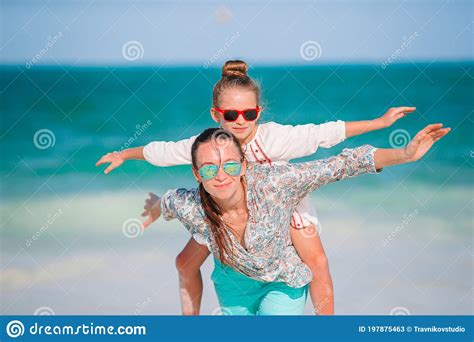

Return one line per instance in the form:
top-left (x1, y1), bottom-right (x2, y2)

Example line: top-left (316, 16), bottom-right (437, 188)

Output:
top-left (290, 223), bottom-right (334, 315)
top-left (175, 238), bottom-right (210, 315)
top-left (257, 284), bottom-right (308, 315)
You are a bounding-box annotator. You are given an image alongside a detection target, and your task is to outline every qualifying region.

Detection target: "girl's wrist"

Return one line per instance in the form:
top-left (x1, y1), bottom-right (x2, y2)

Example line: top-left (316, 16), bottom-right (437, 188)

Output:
top-left (372, 118), bottom-right (387, 130)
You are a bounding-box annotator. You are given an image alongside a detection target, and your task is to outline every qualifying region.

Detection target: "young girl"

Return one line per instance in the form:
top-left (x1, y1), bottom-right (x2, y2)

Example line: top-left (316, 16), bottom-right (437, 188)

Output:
top-left (141, 124), bottom-right (448, 315)
top-left (96, 60), bottom-right (416, 315)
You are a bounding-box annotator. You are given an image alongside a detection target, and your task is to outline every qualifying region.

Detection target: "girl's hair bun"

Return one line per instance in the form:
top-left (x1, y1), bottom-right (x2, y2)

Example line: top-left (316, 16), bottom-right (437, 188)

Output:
top-left (222, 60), bottom-right (248, 78)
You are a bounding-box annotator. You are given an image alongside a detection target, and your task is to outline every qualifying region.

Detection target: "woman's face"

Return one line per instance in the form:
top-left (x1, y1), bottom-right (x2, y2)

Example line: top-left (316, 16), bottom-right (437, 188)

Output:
top-left (193, 140), bottom-right (246, 201)
top-left (210, 88), bottom-right (260, 144)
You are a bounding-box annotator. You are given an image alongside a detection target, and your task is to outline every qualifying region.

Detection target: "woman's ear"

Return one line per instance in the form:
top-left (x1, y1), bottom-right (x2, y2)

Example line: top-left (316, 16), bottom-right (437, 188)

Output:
top-left (210, 108), bottom-right (220, 123)
top-left (241, 159), bottom-right (247, 176)
top-left (192, 167), bottom-right (201, 183)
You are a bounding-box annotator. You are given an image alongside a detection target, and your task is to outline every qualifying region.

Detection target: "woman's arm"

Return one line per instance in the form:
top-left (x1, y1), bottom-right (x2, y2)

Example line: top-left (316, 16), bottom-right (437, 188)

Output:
top-left (345, 106), bottom-right (416, 138)
top-left (269, 123), bottom-right (450, 207)
top-left (142, 192), bottom-right (162, 228)
top-left (374, 123), bottom-right (450, 169)
top-left (141, 189), bottom-right (211, 246)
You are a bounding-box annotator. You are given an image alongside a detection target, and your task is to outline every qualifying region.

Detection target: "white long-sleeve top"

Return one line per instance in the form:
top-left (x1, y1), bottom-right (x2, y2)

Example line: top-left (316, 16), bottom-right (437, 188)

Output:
top-left (143, 120), bottom-right (347, 228)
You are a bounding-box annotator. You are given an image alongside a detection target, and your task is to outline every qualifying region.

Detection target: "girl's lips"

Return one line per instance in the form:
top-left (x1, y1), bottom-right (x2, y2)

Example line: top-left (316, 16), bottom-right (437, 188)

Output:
top-left (232, 126), bottom-right (248, 131)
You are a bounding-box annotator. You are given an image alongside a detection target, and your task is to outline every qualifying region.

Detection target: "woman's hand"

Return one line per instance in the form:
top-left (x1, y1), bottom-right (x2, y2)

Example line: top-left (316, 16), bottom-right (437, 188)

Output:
top-left (96, 151), bottom-right (125, 174)
top-left (141, 192), bottom-right (162, 228)
top-left (403, 123), bottom-right (451, 162)
top-left (374, 123), bottom-right (450, 169)
top-left (377, 106), bottom-right (416, 128)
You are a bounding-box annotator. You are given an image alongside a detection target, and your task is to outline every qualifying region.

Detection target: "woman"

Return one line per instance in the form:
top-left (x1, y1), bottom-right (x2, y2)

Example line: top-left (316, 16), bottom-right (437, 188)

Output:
top-left (142, 124), bottom-right (449, 315)
top-left (96, 60), bottom-right (415, 315)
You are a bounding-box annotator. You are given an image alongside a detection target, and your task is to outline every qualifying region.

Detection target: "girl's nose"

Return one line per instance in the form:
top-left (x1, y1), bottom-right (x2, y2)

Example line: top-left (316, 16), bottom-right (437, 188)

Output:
top-left (235, 114), bottom-right (246, 125)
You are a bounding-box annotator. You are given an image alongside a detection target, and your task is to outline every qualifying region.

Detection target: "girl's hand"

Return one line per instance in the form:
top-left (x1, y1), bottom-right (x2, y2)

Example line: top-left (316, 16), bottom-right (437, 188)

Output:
top-left (96, 151), bottom-right (124, 174)
top-left (141, 192), bottom-right (162, 229)
top-left (403, 123), bottom-right (451, 162)
top-left (378, 106), bottom-right (416, 128)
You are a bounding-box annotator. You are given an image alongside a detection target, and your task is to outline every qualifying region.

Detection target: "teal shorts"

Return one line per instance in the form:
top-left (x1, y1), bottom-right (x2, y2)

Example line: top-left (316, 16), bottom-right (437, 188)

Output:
top-left (211, 258), bottom-right (308, 315)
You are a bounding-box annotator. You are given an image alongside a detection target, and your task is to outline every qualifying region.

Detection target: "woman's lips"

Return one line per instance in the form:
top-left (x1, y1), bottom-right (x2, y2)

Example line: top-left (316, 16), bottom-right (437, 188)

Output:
top-left (214, 182), bottom-right (232, 189)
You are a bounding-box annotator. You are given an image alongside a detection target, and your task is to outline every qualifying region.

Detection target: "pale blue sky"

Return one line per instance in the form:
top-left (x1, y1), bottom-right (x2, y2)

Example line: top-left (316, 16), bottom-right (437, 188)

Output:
top-left (0, 0), bottom-right (472, 65)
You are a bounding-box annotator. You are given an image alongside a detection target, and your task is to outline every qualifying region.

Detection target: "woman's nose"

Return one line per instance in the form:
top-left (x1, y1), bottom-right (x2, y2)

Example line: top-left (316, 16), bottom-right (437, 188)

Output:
top-left (215, 166), bottom-right (227, 181)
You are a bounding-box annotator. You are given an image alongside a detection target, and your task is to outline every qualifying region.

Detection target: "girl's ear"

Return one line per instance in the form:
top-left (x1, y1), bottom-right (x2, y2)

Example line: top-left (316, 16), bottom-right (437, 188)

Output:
top-left (192, 167), bottom-right (201, 183)
top-left (210, 108), bottom-right (220, 123)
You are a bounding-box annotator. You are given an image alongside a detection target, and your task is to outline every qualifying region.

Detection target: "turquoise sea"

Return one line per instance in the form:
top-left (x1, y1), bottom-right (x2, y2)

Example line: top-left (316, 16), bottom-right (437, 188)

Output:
top-left (0, 63), bottom-right (472, 315)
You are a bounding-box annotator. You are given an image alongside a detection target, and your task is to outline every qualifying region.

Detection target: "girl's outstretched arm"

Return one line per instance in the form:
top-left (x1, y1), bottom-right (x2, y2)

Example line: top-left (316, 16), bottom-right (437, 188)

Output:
top-left (345, 106), bottom-right (416, 138)
top-left (96, 135), bottom-right (197, 174)
top-left (96, 147), bottom-right (145, 174)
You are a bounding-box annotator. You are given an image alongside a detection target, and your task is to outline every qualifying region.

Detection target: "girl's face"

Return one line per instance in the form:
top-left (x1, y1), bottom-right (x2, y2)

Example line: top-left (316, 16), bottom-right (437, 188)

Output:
top-left (210, 88), bottom-right (260, 144)
top-left (192, 140), bottom-right (246, 202)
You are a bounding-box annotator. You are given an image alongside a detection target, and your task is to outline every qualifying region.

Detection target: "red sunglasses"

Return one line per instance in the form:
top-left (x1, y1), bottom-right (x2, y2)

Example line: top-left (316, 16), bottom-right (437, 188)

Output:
top-left (214, 106), bottom-right (260, 122)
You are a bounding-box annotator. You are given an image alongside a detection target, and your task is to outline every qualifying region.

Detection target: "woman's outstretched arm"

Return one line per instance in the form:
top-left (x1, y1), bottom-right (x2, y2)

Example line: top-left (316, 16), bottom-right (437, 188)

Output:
top-left (265, 123), bottom-right (450, 208)
top-left (374, 123), bottom-right (450, 169)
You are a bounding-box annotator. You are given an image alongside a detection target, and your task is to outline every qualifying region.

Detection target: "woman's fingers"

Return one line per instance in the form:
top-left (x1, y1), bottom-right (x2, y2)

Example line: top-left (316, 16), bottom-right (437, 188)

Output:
top-left (142, 217), bottom-right (151, 229)
top-left (433, 128), bottom-right (451, 140)
top-left (423, 123), bottom-right (443, 135)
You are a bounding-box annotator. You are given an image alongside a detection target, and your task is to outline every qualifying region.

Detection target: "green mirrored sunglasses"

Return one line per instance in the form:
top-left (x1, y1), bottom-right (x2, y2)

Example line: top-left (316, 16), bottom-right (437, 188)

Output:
top-left (198, 161), bottom-right (242, 181)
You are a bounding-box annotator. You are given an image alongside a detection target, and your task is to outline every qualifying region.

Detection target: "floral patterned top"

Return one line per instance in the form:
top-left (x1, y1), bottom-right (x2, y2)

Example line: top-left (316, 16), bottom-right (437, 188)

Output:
top-left (160, 145), bottom-right (380, 288)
